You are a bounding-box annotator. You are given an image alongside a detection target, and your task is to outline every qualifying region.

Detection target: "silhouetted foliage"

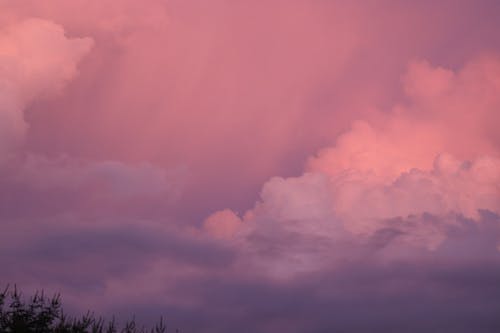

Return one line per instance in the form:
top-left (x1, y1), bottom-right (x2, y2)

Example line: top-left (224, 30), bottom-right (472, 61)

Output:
top-left (0, 285), bottom-right (171, 333)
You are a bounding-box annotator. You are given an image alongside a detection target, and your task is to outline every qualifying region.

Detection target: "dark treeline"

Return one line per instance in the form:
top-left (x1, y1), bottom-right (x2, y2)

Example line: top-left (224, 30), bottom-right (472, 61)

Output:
top-left (0, 286), bottom-right (174, 333)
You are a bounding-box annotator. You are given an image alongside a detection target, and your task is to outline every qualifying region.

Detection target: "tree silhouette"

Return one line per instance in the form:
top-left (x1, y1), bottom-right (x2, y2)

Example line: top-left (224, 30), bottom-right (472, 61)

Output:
top-left (0, 285), bottom-right (171, 333)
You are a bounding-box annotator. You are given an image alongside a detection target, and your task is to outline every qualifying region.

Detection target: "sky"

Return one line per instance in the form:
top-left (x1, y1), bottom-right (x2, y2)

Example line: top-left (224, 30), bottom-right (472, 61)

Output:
top-left (1, 1), bottom-right (500, 332)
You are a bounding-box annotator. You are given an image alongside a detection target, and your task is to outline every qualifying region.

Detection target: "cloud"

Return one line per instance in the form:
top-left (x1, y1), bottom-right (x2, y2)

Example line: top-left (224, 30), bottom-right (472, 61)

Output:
top-left (100, 211), bottom-right (500, 333)
top-left (2, 2), bottom-right (500, 332)
top-left (0, 18), bottom-right (92, 160)
top-left (1, 0), bottom-right (169, 36)
top-left (0, 17), bottom-right (181, 221)
top-left (0, 13), bottom-right (190, 218)
top-left (0, 17), bottom-right (186, 305)
top-left (205, 57), bottom-right (500, 276)
top-left (204, 209), bottom-right (243, 239)
top-left (1, 1), bottom-right (370, 219)
top-left (0, 154), bottom-right (185, 220)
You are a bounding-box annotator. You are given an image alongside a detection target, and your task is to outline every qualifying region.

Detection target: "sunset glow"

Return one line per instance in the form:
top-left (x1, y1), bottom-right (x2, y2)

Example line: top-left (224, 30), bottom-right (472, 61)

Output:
top-left (1, 1), bottom-right (500, 332)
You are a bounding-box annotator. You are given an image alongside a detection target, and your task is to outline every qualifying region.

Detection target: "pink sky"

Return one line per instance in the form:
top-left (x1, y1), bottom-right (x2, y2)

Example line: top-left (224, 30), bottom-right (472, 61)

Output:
top-left (1, 1), bottom-right (500, 332)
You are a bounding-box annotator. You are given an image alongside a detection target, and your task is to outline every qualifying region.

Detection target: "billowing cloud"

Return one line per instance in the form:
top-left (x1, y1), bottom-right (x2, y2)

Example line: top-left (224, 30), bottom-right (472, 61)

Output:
top-left (0, 16), bottom-right (182, 220)
top-left (0, 18), bottom-right (92, 160)
top-left (205, 57), bottom-right (500, 275)
top-left (1, 1), bottom-right (500, 332)
top-left (0, 14), bottom-right (185, 304)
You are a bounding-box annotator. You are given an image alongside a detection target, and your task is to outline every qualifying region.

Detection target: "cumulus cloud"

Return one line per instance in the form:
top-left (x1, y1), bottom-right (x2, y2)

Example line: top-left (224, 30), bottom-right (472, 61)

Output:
top-left (0, 16), bottom-right (185, 305)
top-left (0, 16), bottom-right (182, 220)
top-left (205, 57), bottom-right (500, 276)
top-left (2, 2), bottom-right (500, 332)
top-left (204, 209), bottom-right (243, 239)
top-left (306, 58), bottom-right (500, 230)
top-left (0, 18), bottom-right (92, 160)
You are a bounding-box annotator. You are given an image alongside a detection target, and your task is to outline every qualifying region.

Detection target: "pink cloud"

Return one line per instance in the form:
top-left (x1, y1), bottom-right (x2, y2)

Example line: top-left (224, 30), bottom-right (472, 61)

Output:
top-left (2, 2), bottom-right (500, 331)
top-left (205, 57), bottom-right (500, 275)
top-left (0, 18), bottom-right (92, 160)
